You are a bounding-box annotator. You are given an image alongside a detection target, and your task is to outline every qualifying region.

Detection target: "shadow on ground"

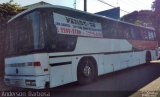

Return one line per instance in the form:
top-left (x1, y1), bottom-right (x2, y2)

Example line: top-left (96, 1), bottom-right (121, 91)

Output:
top-left (4, 63), bottom-right (160, 97)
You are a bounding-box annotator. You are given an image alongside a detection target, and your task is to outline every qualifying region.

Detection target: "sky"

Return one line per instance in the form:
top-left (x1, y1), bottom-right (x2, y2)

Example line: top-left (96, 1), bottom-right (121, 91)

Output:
top-left (0, 0), bottom-right (155, 16)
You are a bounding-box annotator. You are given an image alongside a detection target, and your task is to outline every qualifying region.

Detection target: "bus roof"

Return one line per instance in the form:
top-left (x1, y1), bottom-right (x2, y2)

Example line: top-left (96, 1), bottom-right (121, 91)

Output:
top-left (8, 4), bottom-right (155, 31)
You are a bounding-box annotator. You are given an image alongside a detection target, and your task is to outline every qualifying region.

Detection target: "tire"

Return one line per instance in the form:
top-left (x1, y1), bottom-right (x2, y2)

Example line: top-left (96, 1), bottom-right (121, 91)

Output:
top-left (146, 51), bottom-right (151, 64)
top-left (77, 58), bottom-right (97, 85)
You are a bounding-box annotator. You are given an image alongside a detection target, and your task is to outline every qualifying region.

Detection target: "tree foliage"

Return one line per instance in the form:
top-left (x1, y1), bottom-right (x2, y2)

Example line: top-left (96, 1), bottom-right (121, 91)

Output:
top-left (0, 1), bottom-right (24, 76)
top-left (121, 11), bottom-right (138, 23)
top-left (0, 0), bottom-right (24, 63)
top-left (152, 0), bottom-right (160, 11)
top-left (152, 0), bottom-right (160, 45)
top-left (0, 0), bottom-right (24, 22)
top-left (121, 10), bottom-right (153, 27)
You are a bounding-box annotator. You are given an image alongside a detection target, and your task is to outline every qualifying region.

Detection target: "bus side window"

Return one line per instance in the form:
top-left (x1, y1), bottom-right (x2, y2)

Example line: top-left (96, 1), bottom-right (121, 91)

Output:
top-left (130, 28), bottom-right (135, 39)
top-left (148, 31), bottom-right (153, 40)
top-left (118, 23), bottom-right (132, 39)
top-left (102, 20), bottom-right (108, 38)
top-left (102, 20), bottom-right (118, 38)
top-left (153, 31), bottom-right (156, 40)
top-left (117, 22), bottom-right (125, 39)
top-left (54, 34), bottom-right (77, 52)
top-left (141, 29), bottom-right (148, 40)
top-left (130, 27), bottom-right (142, 40)
top-left (150, 31), bottom-right (156, 41)
top-left (124, 28), bottom-right (132, 39)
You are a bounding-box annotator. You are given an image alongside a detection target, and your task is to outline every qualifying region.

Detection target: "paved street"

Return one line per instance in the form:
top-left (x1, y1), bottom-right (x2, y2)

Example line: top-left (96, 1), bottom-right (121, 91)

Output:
top-left (0, 77), bottom-right (12, 91)
top-left (130, 76), bottom-right (160, 97)
top-left (1, 63), bottom-right (160, 97)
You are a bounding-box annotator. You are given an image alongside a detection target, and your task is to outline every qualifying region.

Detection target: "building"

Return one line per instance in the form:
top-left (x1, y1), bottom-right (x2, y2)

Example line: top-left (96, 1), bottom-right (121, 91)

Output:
top-left (95, 7), bottom-right (120, 19)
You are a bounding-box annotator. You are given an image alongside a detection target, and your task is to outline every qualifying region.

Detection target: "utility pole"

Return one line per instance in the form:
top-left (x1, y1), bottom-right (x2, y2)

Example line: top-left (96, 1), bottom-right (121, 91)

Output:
top-left (117, 0), bottom-right (118, 7)
top-left (84, 0), bottom-right (87, 12)
top-left (74, 0), bottom-right (76, 9)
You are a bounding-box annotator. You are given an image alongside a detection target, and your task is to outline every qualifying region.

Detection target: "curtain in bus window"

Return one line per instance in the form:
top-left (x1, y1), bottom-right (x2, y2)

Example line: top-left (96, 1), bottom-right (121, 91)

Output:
top-left (8, 22), bottom-right (16, 54)
top-left (31, 12), bottom-right (40, 49)
top-left (29, 11), bottom-right (45, 50)
top-left (42, 10), bottom-right (57, 50)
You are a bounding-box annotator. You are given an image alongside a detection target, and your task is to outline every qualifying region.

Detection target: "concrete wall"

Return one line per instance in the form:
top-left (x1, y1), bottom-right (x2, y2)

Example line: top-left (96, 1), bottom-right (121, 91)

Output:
top-left (0, 20), bottom-right (9, 76)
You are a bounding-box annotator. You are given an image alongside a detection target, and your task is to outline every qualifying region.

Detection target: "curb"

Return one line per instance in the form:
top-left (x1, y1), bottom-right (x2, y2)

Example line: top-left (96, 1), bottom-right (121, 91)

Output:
top-left (129, 77), bottom-right (160, 97)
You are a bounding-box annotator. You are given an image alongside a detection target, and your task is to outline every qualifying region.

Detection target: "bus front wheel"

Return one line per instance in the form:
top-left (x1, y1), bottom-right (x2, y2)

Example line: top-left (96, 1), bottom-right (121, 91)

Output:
top-left (77, 57), bottom-right (98, 85)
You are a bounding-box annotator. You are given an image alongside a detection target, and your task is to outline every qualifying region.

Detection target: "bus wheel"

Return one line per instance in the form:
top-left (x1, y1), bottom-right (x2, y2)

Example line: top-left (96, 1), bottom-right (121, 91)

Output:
top-left (77, 57), bottom-right (97, 85)
top-left (146, 51), bottom-right (151, 64)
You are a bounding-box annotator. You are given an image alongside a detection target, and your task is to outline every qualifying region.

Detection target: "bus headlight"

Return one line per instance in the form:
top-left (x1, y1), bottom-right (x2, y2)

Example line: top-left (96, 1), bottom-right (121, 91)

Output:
top-left (25, 80), bottom-right (36, 86)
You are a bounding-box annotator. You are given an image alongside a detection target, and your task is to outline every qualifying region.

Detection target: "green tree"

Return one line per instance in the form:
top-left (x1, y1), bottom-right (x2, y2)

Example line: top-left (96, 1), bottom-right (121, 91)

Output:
top-left (152, 0), bottom-right (160, 11)
top-left (121, 11), bottom-right (138, 23)
top-left (0, 0), bottom-right (24, 76)
top-left (0, 0), bottom-right (24, 22)
top-left (121, 10), bottom-right (153, 27)
top-left (152, 0), bottom-right (160, 45)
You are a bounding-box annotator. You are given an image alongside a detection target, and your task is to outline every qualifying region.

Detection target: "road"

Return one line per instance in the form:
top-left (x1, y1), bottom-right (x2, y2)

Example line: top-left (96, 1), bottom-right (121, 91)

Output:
top-left (1, 63), bottom-right (160, 97)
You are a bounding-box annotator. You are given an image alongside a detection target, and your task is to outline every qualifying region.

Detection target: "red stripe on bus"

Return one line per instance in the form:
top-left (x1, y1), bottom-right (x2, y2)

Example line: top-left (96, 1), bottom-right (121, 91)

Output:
top-left (128, 40), bottom-right (158, 50)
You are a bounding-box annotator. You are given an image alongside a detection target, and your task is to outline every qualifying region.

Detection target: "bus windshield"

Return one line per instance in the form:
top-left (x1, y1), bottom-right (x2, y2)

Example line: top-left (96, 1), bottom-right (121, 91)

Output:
top-left (7, 9), bottom-right (77, 56)
top-left (8, 10), bottom-right (46, 56)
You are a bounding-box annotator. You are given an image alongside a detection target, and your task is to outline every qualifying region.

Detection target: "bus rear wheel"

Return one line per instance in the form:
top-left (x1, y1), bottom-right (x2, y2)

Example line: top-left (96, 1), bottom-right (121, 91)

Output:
top-left (77, 57), bottom-right (97, 85)
top-left (146, 51), bottom-right (151, 64)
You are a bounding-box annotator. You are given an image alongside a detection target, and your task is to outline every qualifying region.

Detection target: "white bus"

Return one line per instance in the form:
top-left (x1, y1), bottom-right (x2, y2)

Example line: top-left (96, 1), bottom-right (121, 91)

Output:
top-left (4, 5), bottom-right (158, 89)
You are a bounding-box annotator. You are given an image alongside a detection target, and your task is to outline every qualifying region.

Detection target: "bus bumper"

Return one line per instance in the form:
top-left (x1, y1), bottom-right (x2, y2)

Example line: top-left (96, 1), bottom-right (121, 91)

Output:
top-left (4, 75), bottom-right (49, 89)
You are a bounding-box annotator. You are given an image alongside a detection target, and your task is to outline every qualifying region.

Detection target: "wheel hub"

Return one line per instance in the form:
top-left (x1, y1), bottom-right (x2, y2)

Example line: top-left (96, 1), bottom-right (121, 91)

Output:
top-left (83, 65), bottom-right (91, 77)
